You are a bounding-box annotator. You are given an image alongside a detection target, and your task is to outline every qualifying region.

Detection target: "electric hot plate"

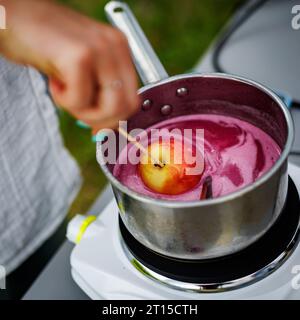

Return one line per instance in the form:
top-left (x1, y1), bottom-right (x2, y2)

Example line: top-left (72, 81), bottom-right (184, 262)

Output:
top-left (119, 177), bottom-right (300, 292)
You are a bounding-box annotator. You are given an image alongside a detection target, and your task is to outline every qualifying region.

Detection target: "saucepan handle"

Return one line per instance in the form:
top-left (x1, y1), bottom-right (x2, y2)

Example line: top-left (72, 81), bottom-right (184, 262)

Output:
top-left (105, 1), bottom-right (169, 85)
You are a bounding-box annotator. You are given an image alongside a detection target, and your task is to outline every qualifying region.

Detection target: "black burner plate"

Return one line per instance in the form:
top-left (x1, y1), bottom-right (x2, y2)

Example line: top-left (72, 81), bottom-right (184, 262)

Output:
top-left (119, 177), bottom-right (300, 284)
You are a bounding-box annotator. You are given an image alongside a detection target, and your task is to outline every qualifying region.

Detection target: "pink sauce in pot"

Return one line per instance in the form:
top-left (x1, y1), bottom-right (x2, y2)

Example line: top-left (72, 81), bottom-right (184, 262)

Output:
top-left (113, 114), bottom-right (281, 201)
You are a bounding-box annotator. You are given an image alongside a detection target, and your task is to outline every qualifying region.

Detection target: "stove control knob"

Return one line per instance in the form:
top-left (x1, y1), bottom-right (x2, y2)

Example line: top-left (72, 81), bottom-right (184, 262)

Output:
top-left (66, 214), bottom-right (97, 244)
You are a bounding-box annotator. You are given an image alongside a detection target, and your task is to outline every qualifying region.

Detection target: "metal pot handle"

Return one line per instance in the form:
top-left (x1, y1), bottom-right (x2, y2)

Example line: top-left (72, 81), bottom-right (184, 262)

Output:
top-left (105, 1), bottom-right (169, 85)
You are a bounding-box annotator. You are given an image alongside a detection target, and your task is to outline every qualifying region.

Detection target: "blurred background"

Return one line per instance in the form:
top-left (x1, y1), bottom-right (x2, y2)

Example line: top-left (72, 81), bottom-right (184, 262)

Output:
top-left (58, 0), bottom-right (242, 218)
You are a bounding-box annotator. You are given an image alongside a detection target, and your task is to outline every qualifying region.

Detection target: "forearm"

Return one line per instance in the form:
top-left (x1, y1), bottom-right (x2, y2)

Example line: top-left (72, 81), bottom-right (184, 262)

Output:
top-left (0, 0), bottom-right (139, 131)
top-left (0, 0), bottom-right (61, 75)
top-left (0, 0), bottom-right (12, 58)
top-left (0, 0), bottom-right (33, 62)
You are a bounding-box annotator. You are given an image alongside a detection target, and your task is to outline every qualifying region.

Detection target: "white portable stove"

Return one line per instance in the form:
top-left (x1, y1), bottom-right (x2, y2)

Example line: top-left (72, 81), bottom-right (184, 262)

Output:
top-left (67, 163), bottom-right (300, 300)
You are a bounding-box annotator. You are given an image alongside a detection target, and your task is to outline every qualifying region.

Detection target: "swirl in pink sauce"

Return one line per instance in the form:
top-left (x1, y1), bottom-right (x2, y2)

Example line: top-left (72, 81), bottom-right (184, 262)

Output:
top-left (113, 114), bottom-right (281, 201)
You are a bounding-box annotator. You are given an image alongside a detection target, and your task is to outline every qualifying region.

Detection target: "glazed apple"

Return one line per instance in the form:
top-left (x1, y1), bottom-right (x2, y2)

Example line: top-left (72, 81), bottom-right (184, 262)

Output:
top-left (138, 140), bottom-right (203, 195)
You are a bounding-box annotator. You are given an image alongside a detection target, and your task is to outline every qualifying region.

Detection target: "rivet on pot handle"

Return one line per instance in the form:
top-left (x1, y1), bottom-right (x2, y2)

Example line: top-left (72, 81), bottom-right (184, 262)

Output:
top-left (105, 1), bottom-right (169, 85)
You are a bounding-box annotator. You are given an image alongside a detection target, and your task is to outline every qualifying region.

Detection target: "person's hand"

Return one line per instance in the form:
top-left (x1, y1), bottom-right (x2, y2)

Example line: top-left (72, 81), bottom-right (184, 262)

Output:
top-left (0, 0), bottom-right (139, 133)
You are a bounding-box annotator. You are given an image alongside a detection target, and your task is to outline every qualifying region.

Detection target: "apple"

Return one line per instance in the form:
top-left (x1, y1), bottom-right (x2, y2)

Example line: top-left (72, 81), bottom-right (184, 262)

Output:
top-left (138, 140), bottom-right (203, 195)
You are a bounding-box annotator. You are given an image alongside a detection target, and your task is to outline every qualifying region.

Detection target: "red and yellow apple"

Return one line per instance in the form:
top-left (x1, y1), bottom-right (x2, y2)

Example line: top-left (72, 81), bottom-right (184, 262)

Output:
top-left (138, 140), bottom-right (203, 195)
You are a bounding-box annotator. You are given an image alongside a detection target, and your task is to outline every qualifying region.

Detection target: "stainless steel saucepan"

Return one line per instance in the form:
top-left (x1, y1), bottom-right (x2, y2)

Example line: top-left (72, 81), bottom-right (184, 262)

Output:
top-left (97, 1), bottom-right (294, 260)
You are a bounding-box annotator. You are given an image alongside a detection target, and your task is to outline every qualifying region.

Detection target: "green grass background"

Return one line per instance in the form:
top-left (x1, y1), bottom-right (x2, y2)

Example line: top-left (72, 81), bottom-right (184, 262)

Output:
top-left (58, 0), bottom-right (242, 217)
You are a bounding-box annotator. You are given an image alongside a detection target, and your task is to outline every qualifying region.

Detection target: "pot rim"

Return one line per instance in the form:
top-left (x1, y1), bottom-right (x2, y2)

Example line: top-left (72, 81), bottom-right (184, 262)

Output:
top-left (97, 72), bottom-right (294, 208)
